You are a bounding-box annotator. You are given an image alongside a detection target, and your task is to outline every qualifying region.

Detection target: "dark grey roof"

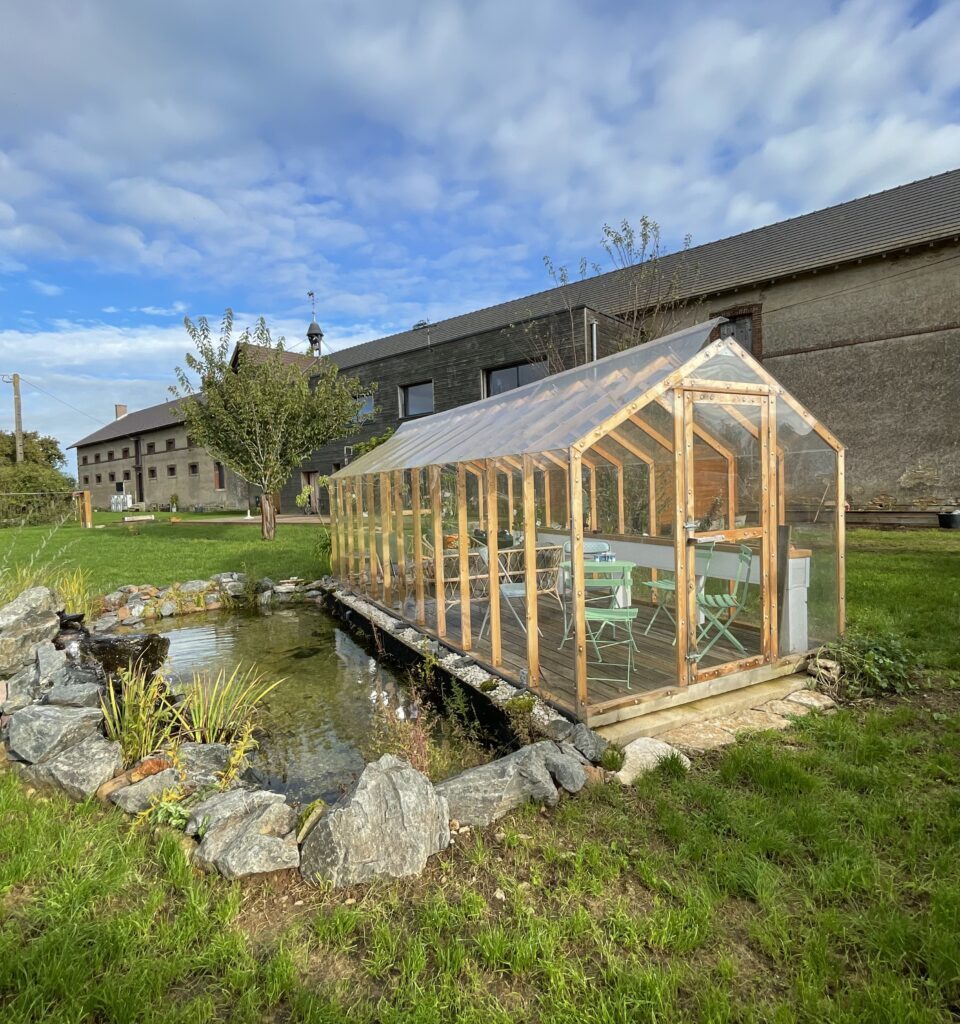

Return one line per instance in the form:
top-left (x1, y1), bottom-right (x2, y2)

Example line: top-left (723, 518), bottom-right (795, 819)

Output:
top-left (71, 397), bottom-right (189, 449)
top-left (331, 168), bottom-right (960, 370)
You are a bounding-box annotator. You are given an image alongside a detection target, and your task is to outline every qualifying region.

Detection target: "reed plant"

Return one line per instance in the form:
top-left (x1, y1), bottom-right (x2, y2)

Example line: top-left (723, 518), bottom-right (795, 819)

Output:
top-left (177, 665), bottom-right (282, 746)
top-left (101, 665), bottom-right (179, 768)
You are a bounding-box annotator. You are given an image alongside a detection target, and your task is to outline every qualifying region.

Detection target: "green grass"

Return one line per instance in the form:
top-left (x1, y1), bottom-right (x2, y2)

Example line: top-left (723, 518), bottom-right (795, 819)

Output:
top-left (846, 529), bottom-right (960, 672)
top-left (0, 516), bottom-right (327, 596)
top-left (0, 526), bottom-right (958, 1019)
top-left (2, 698), bottom-right (959, 1021)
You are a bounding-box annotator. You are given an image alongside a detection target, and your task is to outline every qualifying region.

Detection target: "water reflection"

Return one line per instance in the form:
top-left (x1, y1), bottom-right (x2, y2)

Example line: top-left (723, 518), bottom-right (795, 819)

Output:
top-left (134, 606), bottom-right (411, 804)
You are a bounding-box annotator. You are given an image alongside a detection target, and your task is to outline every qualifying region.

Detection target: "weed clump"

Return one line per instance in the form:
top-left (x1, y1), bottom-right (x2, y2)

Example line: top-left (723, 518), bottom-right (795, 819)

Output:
top-left (820, 630), bottom-right (920, 699)
top-left (599, 744), bottom-right (626, 772)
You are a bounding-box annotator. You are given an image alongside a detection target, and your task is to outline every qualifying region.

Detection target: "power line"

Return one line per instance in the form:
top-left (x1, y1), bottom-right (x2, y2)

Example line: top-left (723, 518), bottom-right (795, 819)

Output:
top-left (15, 376), bottom-right (109, 428)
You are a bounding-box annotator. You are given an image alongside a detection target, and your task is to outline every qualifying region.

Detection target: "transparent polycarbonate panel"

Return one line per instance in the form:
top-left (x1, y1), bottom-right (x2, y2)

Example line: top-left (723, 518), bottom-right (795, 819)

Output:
top-left (684, 342), bottom-right (769, 389)
top-left (688, 397), bottom-right (765, 664)
top-left (331, 319), bottom-right (722, 477)
top-left (777, 405), bottom-right (840, 649)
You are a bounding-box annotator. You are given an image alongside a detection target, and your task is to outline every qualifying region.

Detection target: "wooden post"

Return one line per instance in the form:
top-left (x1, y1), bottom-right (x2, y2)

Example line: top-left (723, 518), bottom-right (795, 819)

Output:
top-left (563, 467), bottom-right (569, 528)
top-left (569, 448), bottom-right (588, 715)
top-left (675, 391), bottom-right (691, 687)
top-left (393, 471), bottom-right (407, 608)
top-left (456, 464), bottom-right (472, 650)
top-left (429, 465), bottom-right (446, 637)
top-left (411, 468), bottom-right (425, 624)
top-left (766, 396), bottom-right (779, 659)
top-left (758, 399), bottom-right (772, 658)
top-left (506, 470), bottom-right (515, 534)
top-left (588, 465), bottom-right (597, 533)
top-left (522, 455), bottom-right (539, 685)
top-left (837, 447), bottom-right (846, 635)
top-left (327, 484), bottom-right (338, 574)
top-left (374, 473), bottom-right (388, 606)
top-left (339, 481), bottom-right (350, 579)
top-left (344, 481), bottom-right (356, 584)
top-left (485, 460), bottom-right (501, 666)
top-left (364, 476), bottom-right (378, 599)
top-left (81, 489), bottom-right (93, 529)
top-left (543, 469), bottom-right (552, 528)
top-left (477, 471), bottom-right (485, 531)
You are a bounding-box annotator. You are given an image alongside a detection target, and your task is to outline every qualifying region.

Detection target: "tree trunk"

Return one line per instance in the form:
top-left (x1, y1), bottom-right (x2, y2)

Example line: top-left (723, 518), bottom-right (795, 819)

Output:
top-left (261, 491), bottom-right (277, 540)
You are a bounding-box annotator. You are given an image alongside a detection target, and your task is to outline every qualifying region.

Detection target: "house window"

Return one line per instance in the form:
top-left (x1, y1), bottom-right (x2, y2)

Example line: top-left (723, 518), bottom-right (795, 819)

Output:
top-left (167, 465), bottom-right (177, 477)
top-left (95, 474), bottom-right (102, 484)
top-left (81, 455), bottom-right (88, 465)
top-left (107, 449), bottom-right (114, 461)
top-left (714, 306), bottom-right (762, 359)
top-left (123, 470), bottom-right (131, 481)
top-left (94, 453), bottom-right (101, 463)
top-left (108, 472), bottom-right (116, 483)
top-left (214, 462), bottom-right (226, 490)
top-left (355, 395), bottom-right (375, 422)
top-left (186, 435), bottom-right (195, 448)
top-left (484, 360), bottom-right (548, 397)
top-left (720, 315), bottom-right (753, 351)
top-left (189, 463), bottom-right (199, 476)
top-left (82, 475), bottom-right (89, 485)
top-left (148, 467), bottom-right (157, 480)
top-left (166, 438), bottom-right (176, 451)
top-left (122, 447), bottom-right (130, 459)
top-left (399, 380), bottom-right (434, 418)
top-left (146, 442), bottom-right (155, 454)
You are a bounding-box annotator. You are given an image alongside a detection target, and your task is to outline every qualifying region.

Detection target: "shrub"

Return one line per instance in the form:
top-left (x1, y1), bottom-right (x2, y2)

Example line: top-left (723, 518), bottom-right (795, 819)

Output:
top-left (822, 630), bottom-right (919, 699)
top-left (101, 665), bottom-right (180, 768)
top-left (599, 744), bottom-right (626, 772)
top-left (316, 527), bottom-right (331, 571)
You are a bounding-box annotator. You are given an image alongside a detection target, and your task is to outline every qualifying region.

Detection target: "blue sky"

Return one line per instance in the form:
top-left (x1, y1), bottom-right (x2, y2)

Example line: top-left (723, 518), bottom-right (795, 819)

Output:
top-left (1, 0), bottom-right (959, 459)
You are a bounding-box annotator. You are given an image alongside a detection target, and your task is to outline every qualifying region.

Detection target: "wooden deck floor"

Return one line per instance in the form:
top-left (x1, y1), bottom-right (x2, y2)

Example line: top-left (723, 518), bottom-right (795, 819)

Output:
top-left (389, 590), bottom-right (759, 715)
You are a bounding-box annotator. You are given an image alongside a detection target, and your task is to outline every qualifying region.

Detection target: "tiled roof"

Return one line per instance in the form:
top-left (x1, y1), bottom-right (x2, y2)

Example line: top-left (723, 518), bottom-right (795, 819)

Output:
top-left (71, 397), bottom-right (189, 449)
top-left (330, 168), bottom-right (960, 369)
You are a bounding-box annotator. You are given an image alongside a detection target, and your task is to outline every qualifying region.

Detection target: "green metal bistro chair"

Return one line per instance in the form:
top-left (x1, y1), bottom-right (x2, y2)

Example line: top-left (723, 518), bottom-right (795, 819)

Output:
top-left (642, 542), bottom-right (715, 642)
top-left (584, 606), bottom-right (641, 690)
top-left (559, 561), bottom-right (633, 648)
top-left (695, 544), bottom-right (753, 658)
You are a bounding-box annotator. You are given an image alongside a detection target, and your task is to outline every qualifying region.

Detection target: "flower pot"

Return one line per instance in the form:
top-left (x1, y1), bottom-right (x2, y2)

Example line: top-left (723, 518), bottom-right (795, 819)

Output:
top-left (938, 510), bottom-right (960, 529)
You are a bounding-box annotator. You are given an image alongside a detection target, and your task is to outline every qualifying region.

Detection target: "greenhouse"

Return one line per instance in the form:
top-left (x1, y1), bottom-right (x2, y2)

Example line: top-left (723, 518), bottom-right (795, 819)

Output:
top-left (327, 319), bottom-right (845, 727)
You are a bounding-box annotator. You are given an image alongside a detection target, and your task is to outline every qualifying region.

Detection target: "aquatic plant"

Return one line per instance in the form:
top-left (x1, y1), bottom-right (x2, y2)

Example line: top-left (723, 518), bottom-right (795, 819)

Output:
top-left (178, 664), bottom-right (282, 747)
top-left (101, 665), bottom-right (180, 768)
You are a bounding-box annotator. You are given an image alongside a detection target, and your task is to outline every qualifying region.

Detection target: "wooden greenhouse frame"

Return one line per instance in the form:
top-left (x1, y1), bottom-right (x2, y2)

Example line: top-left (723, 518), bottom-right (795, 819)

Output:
top-left (329, 320), bottom-right (844, 727)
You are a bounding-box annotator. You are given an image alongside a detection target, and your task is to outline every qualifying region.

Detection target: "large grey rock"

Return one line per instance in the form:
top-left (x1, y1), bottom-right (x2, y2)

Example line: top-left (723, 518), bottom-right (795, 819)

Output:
top-left (178, 742), bottom-right (233, 789)
top-left (193, 797), bottom-right (296, 875)
top-left (0, 587), bottom-right (60, 677)
top-left (221, 581), bottom-right (246, 598)
top-left (44, 682), bottom-right (102, 708)
top-left (111, 768), bottom-right (180, 813)
top-left (7, 705), bottom-right (103, 763)
top-left (615, 737), bottom-right (690, 785)
top-left (435, 742), bottom-right (561, 826)
top-left (20, 733), bottom-right (122, 800)
top-left (79, 633), bottom-right (169, 679)
top-left (300, 754), bottom-right (449, 887)
top-left (214, 831), bottom-right (300, 879)
top-left (36, 642), bottom-right (69, 686)
top-left (178, 580), bottom-right (211, 594)
top-left (568, 723), bottom-right (609, 763)
top-left (185, 787), bottom-right (288, 837)
top-left (5, 663), bottom-right (39, 701)
top-left (543, 746), bottom-right (588, 793)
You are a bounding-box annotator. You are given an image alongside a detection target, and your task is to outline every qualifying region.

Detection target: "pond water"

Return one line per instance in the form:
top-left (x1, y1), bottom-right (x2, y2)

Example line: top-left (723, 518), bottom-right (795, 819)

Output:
top-left (127, 605), bottom-right (413, 805)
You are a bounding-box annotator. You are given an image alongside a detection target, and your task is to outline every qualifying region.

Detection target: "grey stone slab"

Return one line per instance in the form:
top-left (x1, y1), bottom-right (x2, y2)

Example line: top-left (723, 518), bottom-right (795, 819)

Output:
top-left (45, 683), bottom-right (102, 708)
top-left (110, 768), bottom-right (180, 814)
top-left (7, 705), bottom-right (103, 763)
top-left (21, 733), bottom-right (122, 800)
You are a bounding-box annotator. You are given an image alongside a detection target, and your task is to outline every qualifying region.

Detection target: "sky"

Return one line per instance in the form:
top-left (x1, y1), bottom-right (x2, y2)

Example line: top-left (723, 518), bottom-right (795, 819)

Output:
top-left (1, 0), bottom-right (959, 463)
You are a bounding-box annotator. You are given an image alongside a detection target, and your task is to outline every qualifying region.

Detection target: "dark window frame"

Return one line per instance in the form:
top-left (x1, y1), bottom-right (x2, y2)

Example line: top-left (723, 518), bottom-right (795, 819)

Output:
top-left (108, 472), bottom-right (116, 483)
top-left (712, 304), bottom-right (763, 360)
top-left (146, 442), bottom-right (155, 455)
top-left (165, 438), bottom-right (176, 451)
top-left (121, 447), bottom-right (130, 459)
top-left (167, 464), bottom-right (177, 477)
top-left (81, 455), bottom-right (88, 465)
top-left (399, 380), bottom-right (434, 419)
top-left (483, 359), bottom-right (549, 398)
top-left (148, 467), bottom-right (157, 480)
top-left (214, 462), bottom-right (226, 490)
top-left (82, 475), bottom-right (89, 485)
top-left (95, 473), bottom-right (102, 484)
top-left (189, 463), bottom-right (199, 476)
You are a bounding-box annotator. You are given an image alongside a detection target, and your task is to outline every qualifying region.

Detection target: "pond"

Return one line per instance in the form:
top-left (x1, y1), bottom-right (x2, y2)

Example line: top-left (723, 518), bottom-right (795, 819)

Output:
top-left (125, 605), bottom-right (419, 805)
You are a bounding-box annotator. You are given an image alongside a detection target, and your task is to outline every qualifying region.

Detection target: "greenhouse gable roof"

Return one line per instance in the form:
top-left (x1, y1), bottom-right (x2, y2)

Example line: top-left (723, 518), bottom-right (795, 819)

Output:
top-left (332, 319), bottom-right (725, 477)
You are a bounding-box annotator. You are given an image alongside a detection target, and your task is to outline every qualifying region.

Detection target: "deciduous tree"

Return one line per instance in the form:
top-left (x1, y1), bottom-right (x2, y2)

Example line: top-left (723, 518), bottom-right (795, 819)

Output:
top-left (172, 310), bottom-right (369, 540)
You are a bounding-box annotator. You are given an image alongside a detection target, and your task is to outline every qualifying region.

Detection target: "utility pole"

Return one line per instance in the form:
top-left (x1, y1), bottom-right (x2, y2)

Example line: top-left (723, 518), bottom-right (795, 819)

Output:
top-left (12, 373), bottom-right (23, 463)
top-left (2, 374), bottom-right (24, 462)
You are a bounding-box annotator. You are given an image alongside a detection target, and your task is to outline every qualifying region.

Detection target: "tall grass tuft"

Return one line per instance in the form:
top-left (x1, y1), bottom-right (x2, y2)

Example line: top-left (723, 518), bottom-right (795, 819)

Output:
top-left (178, 664), bottom-right (281, 746)
top-left (101, 665), bottom-right (180, 768)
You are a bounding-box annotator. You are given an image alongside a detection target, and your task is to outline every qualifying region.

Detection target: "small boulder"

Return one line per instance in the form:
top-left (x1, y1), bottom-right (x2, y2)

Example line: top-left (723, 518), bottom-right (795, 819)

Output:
top-left (543, 746), bottom-right (588, 793)
top-left (178, 580), bottom-right (211, 594)
top-left (192, 795), bottom-right (295, 873)
top-left (568, 723), bottom-right (608, 763)
top-left (5, 663), bottom-right (40, 702)
top-left (44, 683), bottom-right (102, 708)
top-left (255, 578), bottom-right (275, 594)
top-left (178, 742), bottom-right (233, 789)
top-left (20, 733), bottom-right (122, 800)
top-left (158, 601), bottom-right (177, 618)
top-left (615, 737), bottom-right (690, 785)
top-left (78, 633), bottom-right (170, 679)
top-left (102, 591), bottom-right (125, 611)
top-left (221, 581), bottom-right (245, 598)
top-left (215, 831), bottom-right (300, 879)
top-left (786, 689), bottom-right (836, 711)
top-left (185, 788), bottom-right (288, 838)
top-left (111, 768), bottom-right (180, 814)
top-left (35, 642), bottom-right (69, 687)
top-left (435, 741), bottom-right (560, 827)
top-left (300, 754), bottom-right (449, 887)
top-left (7, 705), bottom-right (103, 763)
top-left (0, 587), bottom-right (61, 677)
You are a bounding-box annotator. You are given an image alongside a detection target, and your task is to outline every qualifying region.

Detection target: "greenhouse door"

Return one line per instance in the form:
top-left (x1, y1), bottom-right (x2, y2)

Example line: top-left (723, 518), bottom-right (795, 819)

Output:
top-left (680, 386), bottom-right (777, 684)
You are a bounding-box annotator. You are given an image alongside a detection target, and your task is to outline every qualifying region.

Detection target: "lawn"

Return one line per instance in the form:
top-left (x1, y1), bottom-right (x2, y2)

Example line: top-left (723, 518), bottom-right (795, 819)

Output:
top-left (0, 514), bottom-right (328, 597)
top-left (0, 526), bottom-right (958, 1021)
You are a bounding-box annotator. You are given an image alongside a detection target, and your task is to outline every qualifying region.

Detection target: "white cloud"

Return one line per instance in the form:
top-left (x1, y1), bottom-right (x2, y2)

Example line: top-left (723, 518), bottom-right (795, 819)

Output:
top-left (30, 279), bottom-right (62, 296)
